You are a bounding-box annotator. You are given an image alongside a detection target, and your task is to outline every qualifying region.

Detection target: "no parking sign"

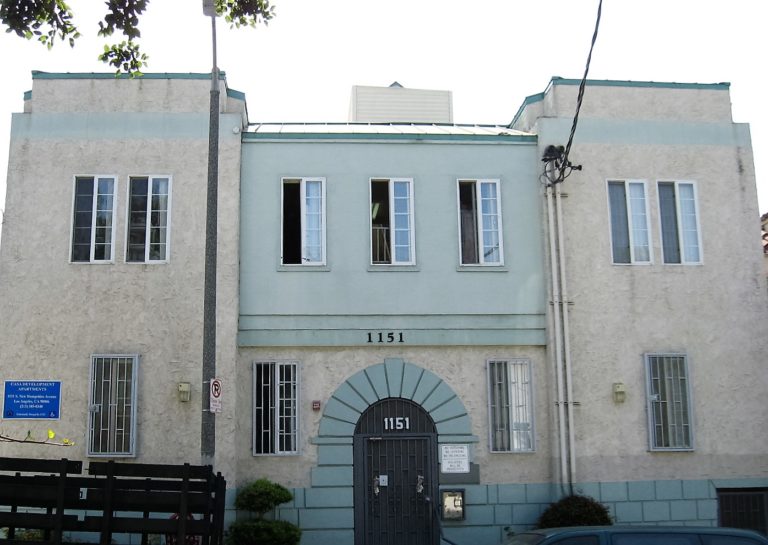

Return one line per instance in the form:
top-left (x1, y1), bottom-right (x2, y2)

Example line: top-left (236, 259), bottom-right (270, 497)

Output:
top-left (209, 378), bottom-right (222, 413)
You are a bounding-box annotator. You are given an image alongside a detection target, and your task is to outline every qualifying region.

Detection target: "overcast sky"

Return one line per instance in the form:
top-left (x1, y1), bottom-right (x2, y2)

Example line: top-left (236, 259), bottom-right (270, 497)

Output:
top-left (1, 0), bottom-right (766, 231)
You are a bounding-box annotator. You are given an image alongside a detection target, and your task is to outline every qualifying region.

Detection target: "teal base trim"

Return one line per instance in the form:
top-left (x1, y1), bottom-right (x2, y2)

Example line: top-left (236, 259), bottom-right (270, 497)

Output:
top-left (268, 477), bottom-right (768, 545)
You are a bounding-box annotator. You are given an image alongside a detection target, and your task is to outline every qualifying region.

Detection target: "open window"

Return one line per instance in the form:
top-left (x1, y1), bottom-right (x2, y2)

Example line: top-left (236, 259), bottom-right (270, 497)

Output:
top-left (458, 179), bottom-right (503, 265)
top-left (370, 178), bottom-right (414, 265)
top-left (281, 177), bottom-right (325, 265)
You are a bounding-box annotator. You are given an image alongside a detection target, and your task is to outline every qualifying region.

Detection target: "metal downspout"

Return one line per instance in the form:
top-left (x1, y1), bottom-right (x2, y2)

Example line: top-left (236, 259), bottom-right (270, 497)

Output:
top-left (546, 185), bottom-right (568, 493)
top-left (555, 184), bottom-right (576, 491)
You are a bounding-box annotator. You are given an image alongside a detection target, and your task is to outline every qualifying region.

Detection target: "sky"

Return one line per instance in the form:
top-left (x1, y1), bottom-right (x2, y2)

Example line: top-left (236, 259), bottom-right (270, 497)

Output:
top-left (1, 0), bottom-right (767, 230)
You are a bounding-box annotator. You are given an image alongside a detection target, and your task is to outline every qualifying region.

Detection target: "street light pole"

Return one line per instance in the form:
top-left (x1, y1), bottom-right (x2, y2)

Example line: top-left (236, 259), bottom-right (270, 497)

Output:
top-left (201, 0), bottom-right (219, 467)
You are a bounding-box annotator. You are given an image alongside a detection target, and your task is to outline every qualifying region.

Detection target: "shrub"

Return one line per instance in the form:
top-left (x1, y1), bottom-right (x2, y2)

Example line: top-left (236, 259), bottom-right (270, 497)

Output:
top-left (234, 478), bottom-right (293, 517)
top-left (537, 494), bottom-right (612, 528)
top-left (228, 520), bottom-right (300, 545)
top-left (228, 479), bottom-right (300, 545)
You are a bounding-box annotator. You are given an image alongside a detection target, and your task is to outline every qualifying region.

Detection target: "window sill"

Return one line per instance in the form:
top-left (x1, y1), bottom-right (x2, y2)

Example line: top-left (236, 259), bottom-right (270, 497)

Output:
top-left (456, 265), bottom-right (508, 272)
top-left (277, 265), bottom-right (330, 272)
top-left (367, 265), bottom-right (420, 272)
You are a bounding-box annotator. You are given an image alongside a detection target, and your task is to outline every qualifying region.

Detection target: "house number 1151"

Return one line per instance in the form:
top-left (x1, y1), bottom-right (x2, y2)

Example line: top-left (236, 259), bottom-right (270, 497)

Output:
top-left (383, 417), bottom-right (410, 431)
top-left (366, 332), bottom-right (405, 343)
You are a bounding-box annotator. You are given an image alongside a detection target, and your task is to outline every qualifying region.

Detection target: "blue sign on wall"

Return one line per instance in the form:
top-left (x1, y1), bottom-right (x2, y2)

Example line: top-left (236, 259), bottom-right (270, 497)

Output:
top-left (3, 381), bottom-right (61, 420)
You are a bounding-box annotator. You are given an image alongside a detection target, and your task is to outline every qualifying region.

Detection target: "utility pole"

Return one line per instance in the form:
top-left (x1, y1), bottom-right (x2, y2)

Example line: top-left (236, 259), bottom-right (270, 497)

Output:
top-left (201, 0), bottom-right (219, 467)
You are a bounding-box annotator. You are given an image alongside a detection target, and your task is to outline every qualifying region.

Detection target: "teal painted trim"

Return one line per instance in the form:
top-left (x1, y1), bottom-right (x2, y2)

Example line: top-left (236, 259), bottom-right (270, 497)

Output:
top-left (227, 88), bottom-right (246, 101)
top-left (298, 507), bottom-right (353, 529)
top-left (31, 70), bottom-right (226, 80)
top-left (298, 529), bottom-right (354, 545)
top-left (240, 313), bottom-right (545, 330)
top-left (243, 132), bottom-right (536, 143)
top-left (10, 112), bottom-right (244, 140)
top-left (549, 76), bottom-right (730, 90)
top-left (237, 328), bottom-right (546, 347)
top-left (23, 90), bottom-right (31, 101)
top-left (536, 117), bottom-right (753, 148)
top-left (510, 91), bottom-right (546, 128)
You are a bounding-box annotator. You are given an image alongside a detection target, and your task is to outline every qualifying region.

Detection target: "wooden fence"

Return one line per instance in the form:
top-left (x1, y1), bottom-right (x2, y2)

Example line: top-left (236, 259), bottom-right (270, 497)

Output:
top-left (0, 457), bottom-right (226, 545)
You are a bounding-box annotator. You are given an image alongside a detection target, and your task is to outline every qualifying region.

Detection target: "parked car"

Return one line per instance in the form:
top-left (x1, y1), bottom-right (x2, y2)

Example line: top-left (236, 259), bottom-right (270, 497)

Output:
top-left (503, 526), bottom-right (768, 545)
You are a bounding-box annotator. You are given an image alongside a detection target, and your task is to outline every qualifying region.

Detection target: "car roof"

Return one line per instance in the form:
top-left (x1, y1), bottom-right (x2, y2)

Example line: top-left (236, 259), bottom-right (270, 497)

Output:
top-left (523, 526), bottom-right (767, 539)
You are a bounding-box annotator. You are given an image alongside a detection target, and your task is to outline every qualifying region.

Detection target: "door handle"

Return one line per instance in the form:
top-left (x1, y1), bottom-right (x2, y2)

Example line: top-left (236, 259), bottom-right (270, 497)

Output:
top-left (373, 476), bottom-right (380, 497)
top-left (416, 475), bottom-right (424, 495)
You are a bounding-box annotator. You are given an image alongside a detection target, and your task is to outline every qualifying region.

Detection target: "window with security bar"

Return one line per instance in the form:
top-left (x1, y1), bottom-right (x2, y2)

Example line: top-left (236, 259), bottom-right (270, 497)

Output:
top-left (487, 359), bottom-right (534, 452)
top-left (645, 353), bottom-right (693, 450)
top-left (253, 361), bottom-right (299, 455)
top-left (88, 354), bottom-right (138, 456)
top-left (718, 488), bottom-right (768, 536)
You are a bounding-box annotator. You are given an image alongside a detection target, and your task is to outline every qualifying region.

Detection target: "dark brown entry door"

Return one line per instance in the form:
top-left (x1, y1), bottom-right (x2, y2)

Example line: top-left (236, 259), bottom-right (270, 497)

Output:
top-left (353, 398), bottom-right (438, 545)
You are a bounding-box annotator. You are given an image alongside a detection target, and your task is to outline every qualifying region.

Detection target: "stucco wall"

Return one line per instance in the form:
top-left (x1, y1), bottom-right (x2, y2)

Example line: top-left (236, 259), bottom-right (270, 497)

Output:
top-left (0, 76), bottom-right (242, 475)
top-left (523, 82), bottom-right (768, 483)
top-left (233, 346), bottom-right (551, 489)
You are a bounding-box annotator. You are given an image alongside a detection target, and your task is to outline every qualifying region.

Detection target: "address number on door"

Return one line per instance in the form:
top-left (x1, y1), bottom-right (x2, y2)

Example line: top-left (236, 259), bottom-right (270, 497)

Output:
top-left (383, 417), bottom-right (410, 431)
top-left (366, 331), bottom-right (405, 343)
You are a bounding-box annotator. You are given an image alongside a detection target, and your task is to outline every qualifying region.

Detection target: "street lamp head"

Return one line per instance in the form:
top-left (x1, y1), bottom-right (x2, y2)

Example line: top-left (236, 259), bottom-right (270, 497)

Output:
top-left (202, 0), bottom-right (217, 17)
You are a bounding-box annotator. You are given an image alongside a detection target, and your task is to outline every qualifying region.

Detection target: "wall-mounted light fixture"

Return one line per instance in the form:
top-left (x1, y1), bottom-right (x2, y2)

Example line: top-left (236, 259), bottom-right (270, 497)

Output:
top-left (612, 382), bottom-right (626, 403)
top-left (178, 382), bottom-right (191, 403)
top-left (441, 489), bottom-right (465, 521)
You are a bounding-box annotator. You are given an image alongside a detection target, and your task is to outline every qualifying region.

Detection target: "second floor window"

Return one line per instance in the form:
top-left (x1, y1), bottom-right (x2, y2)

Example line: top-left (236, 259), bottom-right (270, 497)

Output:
top-left (607, 180), bottom-right (651, 264)
top-left (658, 181), bottom-right (701, 264)
top-left (282, 177), bottom-right (326, 265)
top-left (127, 176), bottom-right (171, 263)
top-left (370, 178), bottom-right (415, 265)
top-left (71, 176), bottom-right (116, 263)
top-left (458, 179), bottom-right (503, 265)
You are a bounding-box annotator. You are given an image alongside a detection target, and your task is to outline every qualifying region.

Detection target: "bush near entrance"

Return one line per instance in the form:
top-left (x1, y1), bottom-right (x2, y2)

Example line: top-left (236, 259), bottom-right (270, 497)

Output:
top-left (228, 479), bottom-right (300, 545)
top-left (537, 495), bottom-right (613, 528)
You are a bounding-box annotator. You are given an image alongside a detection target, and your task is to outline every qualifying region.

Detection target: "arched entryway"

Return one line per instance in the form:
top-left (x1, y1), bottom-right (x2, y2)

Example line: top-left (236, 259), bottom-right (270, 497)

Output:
top-left (308, 358), bottom-right (476, 545)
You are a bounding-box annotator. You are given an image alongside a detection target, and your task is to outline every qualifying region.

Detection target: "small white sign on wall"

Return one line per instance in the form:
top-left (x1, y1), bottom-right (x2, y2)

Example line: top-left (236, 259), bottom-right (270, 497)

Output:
top-left (440, 444), bottom-right (470, 473)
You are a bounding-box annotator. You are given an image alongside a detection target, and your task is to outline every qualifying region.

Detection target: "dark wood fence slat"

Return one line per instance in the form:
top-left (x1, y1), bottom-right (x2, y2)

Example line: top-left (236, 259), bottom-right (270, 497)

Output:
top-left (88, 462), bottom-right (213, 480)
top-left (0, 457), bottom-right (82, 474)
top-left (0, 457), bottom-right (226, 545)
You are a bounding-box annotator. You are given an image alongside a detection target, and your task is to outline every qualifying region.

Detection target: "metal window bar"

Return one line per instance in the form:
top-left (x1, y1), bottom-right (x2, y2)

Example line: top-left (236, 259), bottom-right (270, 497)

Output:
top-left (718, 489), bottom-right (768, 535)
top-left (488, 360), bottom-right (533, 452)
top-left (90, 356), bottom-right (135, 455)
top-left (254, 362), bottom-right (298, 455)
top-left (648, 355), bottom-right (691, 449)
top-left (372, 225), bottom-right (391, 263)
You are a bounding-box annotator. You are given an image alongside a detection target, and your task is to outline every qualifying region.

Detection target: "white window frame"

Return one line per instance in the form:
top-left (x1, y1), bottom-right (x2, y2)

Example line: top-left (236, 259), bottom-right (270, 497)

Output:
top-left (644, 353), bottom-right (694, 451)
top-left (87, 354), bottom-right (139, 457)
top-left (280, 177), bottom-right (326, 266)
top-left (70, 175), bottom-right (117, 263)
top-left (657, 180), bottom-right (703, 265)
top-left (457, 179), bottom-right (504, 266)
top-left (126, 175), bottom-right (172, 263)
top-left (606, 179), bottom-right (652, 264)
top-left (369, 177), bottom-right (416, 266)
top-left (487, 358), bottom-right (535, 453)
top-left (252, 360), bottom-right (300, 456)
